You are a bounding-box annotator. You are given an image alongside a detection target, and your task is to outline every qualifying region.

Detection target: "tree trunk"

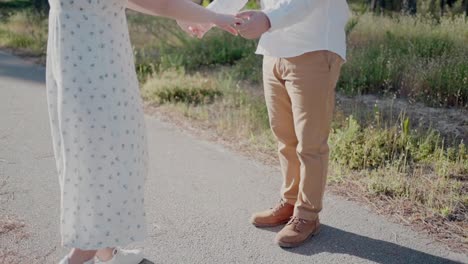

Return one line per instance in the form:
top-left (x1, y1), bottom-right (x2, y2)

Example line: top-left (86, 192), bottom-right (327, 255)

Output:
top-left (440, 0), bottom-right (447, 16)
top-left (369, 0), bottom-right (385, 12)
top-left (33, 0), bottom-right (49, 14)
top-left (464, 0), bottom-right (468, 16)
top-left (403, 0), bottom-right (417, 14)
top-left (369, 0), bottom-right (377, 12)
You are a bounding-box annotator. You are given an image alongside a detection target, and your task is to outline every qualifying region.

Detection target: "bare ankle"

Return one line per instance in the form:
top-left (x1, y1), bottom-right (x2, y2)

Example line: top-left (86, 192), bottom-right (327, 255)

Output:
top-left (95, 247), bottom-right (115, 262)
top-left (68, 248), bottom-right (97, 264)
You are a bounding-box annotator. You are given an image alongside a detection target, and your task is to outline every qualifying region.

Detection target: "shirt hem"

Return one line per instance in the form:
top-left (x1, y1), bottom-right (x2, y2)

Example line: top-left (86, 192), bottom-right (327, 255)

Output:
top-left (255, 48), bottom-right (346, 62)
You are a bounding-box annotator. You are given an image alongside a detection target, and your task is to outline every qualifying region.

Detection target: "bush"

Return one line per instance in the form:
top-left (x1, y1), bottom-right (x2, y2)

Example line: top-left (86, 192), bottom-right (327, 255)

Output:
top-left (133, 13), bottom-right (468, 107)
top-left (129, 15), bottom-right (259, 81)
top-left (330, 114), bottom-right (467, 176)
top-left (0, 10), bottom-right (47, 56)
top-left (230, 53), bottom-right (262, 83)
top-left (142, 69), bottom-right (222, 105)
top-left (422, 56), bottom-right (468, 107)
top-left (329, 113), bottom-right (467, 218)
top-left (158, 32), bottom-right (257, 71)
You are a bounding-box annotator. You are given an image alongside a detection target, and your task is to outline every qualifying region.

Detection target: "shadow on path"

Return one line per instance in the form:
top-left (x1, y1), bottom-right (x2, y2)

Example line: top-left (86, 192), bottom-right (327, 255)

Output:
top-left (265, 225), bottom-right (460, 264)
top-left (0, 51), bottom-right (44, 84)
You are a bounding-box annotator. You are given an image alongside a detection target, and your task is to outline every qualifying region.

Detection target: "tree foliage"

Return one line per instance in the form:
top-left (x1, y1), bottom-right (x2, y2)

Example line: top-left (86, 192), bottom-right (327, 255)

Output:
top-left (32, 0), bottom-right (49, 13)
top-left (365, 0), bottom-right (467, 16)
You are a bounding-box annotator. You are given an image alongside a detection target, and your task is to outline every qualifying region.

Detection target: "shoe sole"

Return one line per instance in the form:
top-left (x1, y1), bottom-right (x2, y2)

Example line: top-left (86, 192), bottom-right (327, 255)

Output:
top-left (252, 219), bottom-right (290, 228)
top-left (275, 226), bottom-right (321, 248)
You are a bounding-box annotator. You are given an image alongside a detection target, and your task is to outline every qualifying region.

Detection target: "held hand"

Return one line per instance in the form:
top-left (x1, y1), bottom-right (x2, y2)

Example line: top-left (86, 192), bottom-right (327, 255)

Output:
top-left (177, 20), bottom-right (213, 38)
top-left (213, 14), bottom-right (242, 36)
top-left (235, 11), bottom-right (271, 40)
top-left (177, 14), bottom-right (240, 38)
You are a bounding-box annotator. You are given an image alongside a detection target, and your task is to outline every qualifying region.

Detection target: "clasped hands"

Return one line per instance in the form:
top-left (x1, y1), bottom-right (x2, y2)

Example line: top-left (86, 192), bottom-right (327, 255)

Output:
top-left (178, 11), bottom-right (271, 40)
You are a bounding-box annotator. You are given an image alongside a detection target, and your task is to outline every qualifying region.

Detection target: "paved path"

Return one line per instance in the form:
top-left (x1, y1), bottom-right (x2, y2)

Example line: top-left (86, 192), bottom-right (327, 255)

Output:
top-left (0, 51), bottom-right (466, 264)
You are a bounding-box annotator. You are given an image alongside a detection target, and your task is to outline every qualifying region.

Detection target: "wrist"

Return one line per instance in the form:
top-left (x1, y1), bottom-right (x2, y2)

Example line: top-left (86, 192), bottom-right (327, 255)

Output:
top-left (263, 9), bottom-right (279, 32)
top-left (262, 12), bottom-right (271, 31)
top-left (212, 13), bottom-right (221, 26)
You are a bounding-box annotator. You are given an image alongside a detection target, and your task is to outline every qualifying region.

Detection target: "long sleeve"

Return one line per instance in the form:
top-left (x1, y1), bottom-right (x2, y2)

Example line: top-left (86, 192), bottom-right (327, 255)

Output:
top-left (207, 0), bottom-right (248, 15)
top-left (264, 0), bottom-right (320, 31)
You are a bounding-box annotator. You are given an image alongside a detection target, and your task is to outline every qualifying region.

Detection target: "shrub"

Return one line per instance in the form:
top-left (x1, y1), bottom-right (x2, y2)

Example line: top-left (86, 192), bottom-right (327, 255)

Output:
top-left (230, 53), bottom-right (262, 83)
top-left (0, 10), bottom-right (47, 56)
top-left (330, 114), bottom-right (467, 173)
top-left (142, 69), bottom-right (222, 105)
top-left (158, 32), bottom-right (257, 70)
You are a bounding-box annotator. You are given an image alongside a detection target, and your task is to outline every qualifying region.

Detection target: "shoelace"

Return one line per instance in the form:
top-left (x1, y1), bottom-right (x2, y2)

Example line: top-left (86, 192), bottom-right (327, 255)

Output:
top-left (287, 216), bottom-right (308, 232)
top-left (271, 200), bottom-right (287, 215)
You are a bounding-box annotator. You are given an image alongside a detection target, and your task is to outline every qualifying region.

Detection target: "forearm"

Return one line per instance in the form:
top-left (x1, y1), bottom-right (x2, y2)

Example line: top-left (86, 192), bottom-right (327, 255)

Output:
top-left (128, 0), bottom-right (218, 24)
top-left (264, 0), bottom-right (318, 31)
top-left (207, 0), bottom-right (248, 15)
top-left (127, 2), bottom-right (160, 16)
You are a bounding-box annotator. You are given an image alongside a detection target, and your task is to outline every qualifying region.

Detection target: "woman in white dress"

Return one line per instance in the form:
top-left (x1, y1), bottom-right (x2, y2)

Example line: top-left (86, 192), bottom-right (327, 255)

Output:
top-left (47, 0), bottom-right (240, 263)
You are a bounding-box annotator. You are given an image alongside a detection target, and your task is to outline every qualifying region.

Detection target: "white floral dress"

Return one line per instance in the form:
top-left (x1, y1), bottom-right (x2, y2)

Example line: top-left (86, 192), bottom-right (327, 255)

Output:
top-left (46, 0), bottom-right (147, 249)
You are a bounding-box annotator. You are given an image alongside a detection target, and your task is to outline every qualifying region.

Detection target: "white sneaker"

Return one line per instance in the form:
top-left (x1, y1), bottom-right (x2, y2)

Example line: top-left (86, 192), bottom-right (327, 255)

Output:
top-left (94, 248), bottom-right (144, 264)
top-left (59, 256), bottom-right (95, 264)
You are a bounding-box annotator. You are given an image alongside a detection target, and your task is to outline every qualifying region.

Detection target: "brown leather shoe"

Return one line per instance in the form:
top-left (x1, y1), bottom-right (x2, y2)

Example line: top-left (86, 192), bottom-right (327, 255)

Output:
top-left (250, 201), bottom-right (294, 227)
top-left (274, 216), bottom-right (320, 248)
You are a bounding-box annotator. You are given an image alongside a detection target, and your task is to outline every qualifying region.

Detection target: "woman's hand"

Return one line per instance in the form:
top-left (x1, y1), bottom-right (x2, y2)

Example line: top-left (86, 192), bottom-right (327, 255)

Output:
top-left (177, 14), bottom-right (240, 38)
top-left (212, 14), bottom-right (242, 36)
top-left (176, 21), bottom-right (213, 38)
top-left (129, 0), bottom-right (241, 37)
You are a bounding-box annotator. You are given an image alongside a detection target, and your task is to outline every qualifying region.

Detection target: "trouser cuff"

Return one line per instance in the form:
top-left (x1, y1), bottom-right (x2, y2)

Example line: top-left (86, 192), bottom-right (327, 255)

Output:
top-left (294, 208), bottom-right (319, 221)
top-left (281, 196), bottom-right (297, 206)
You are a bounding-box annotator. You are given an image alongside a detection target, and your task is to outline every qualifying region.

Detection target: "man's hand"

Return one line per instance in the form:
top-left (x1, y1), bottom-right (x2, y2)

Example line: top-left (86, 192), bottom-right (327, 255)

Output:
top-left (235, 11), bottom-right (271, 39)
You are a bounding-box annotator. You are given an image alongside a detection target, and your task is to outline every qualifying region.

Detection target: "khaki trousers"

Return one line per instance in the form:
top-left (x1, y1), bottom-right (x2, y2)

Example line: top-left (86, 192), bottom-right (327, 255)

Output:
top-left (263, 51), bottom-right (343, 221)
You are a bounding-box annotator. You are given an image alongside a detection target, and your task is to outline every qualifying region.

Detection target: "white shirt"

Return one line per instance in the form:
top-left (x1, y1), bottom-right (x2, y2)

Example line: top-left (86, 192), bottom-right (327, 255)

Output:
top-left (207, 0), bottom-right (350, 59)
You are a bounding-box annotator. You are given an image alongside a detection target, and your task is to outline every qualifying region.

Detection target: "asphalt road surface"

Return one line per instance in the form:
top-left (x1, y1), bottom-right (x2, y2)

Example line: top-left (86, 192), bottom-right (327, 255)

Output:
top-left (0, 50), bottom-right (466, 264)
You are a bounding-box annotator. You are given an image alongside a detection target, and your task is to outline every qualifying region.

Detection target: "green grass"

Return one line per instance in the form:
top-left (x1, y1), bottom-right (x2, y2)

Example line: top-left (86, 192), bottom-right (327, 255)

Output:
top-left (341, 14), bottom-right (468, 107)
top-left (128, 13), bottom-right (258, 81)
top-left (330, 114), bottom-right (466, 218)
top-left (143, 71), bottom-right (275, 152)
top-left (159, 33), bottom-right (256, 71)
top-left (130, 13), bottom-right (468, 107)
top-left (0, 10), bottom-right (47, 57)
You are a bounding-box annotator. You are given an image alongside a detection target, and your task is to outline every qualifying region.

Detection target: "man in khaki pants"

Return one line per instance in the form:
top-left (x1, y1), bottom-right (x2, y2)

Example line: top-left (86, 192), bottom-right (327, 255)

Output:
top-left (179, 0), bottom-right (350, 247)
